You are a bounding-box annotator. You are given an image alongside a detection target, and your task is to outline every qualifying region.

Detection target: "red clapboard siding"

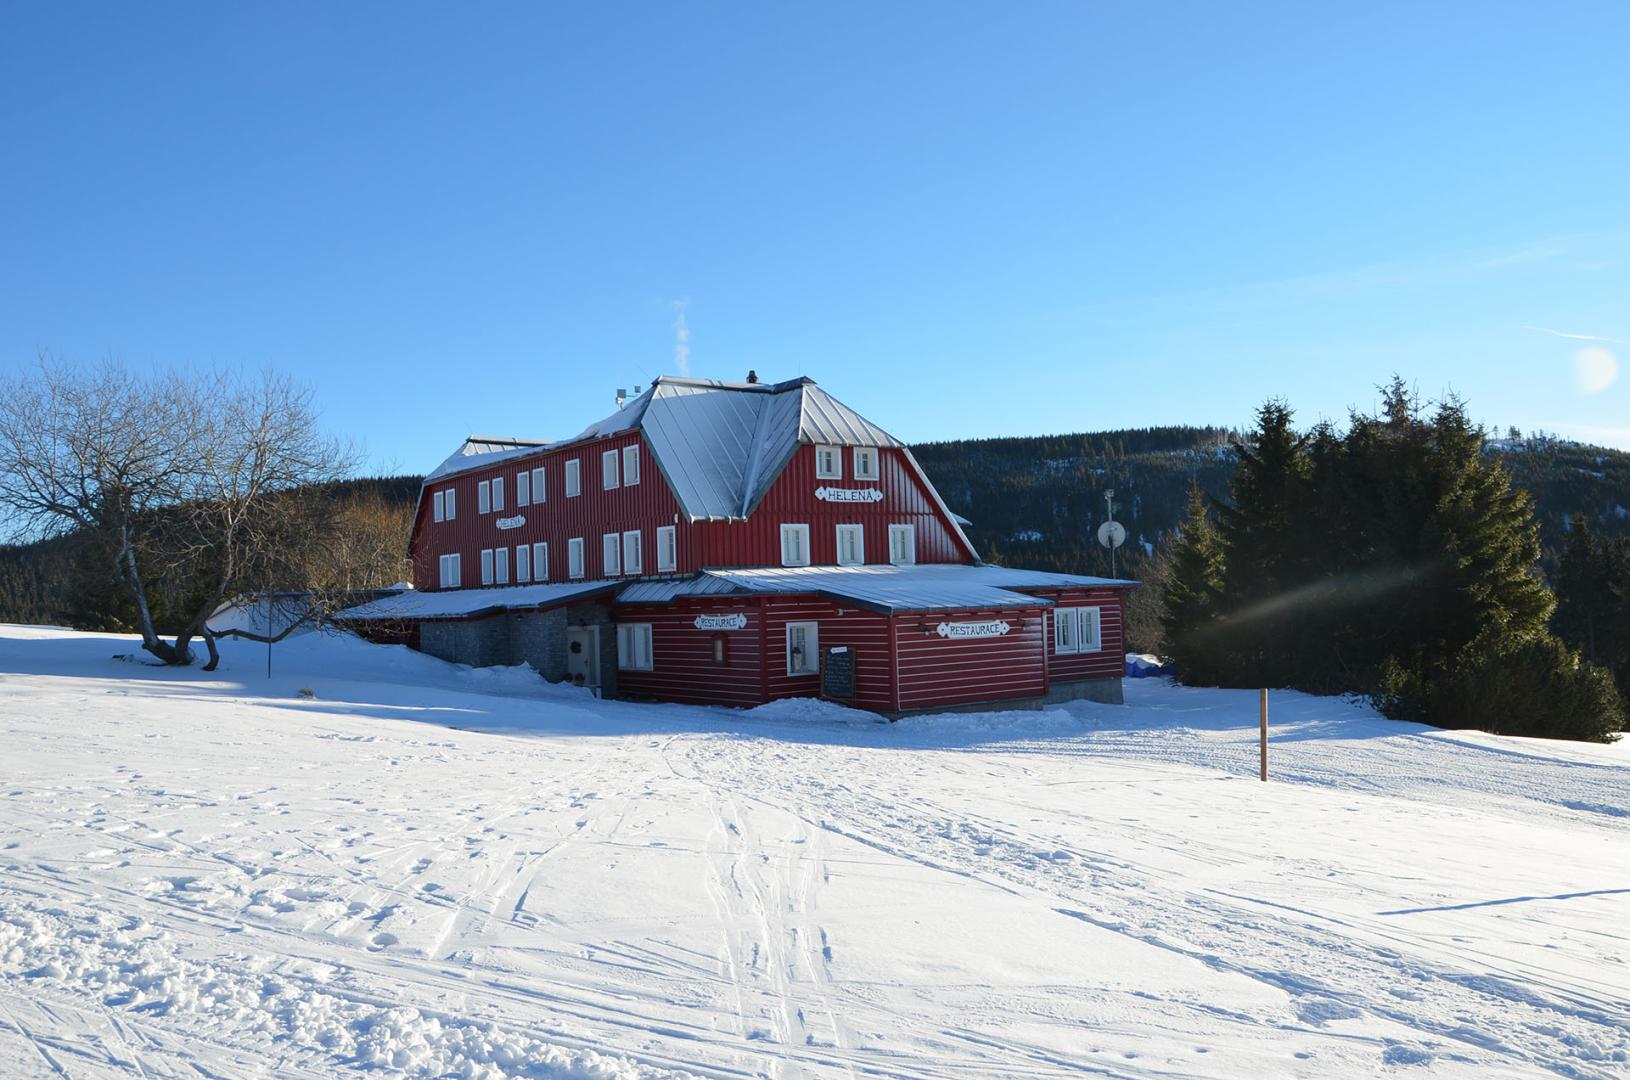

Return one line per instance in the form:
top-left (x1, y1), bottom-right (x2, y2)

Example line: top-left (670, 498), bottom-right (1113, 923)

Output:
top-left (1031, 587), bottom-right (1128, 682)
top-left (892, 606), bottom-right (1049, 710)
top-left (759, 597), bottom-right (896, 712)
top-left (411, 432), bottom-right (691, 591)
top-left (614, 598), bottom-right (764, 707)
top-left (694, 445), bottom-right (973, 568)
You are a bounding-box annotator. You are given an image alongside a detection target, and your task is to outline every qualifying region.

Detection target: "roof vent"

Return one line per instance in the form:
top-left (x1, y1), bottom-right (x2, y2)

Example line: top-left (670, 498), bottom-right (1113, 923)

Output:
top-left (746, 369), bottom-right (759, 384)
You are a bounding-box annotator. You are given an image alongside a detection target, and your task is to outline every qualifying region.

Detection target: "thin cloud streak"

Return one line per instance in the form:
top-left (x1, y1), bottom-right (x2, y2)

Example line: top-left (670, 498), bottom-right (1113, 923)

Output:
top-left (1525, 326), bottom-right (1626, 344)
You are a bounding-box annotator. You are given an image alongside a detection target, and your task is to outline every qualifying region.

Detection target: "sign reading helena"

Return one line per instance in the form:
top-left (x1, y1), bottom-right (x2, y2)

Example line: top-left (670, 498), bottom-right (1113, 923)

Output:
top-left (693, 613), bottom-right (748, 631)
top-left (495, 515), bottom-right (526, 530)
top-left (935, 620), bottom-right (1012, 639)
top-left (815, 486), bottom-right (883, 503)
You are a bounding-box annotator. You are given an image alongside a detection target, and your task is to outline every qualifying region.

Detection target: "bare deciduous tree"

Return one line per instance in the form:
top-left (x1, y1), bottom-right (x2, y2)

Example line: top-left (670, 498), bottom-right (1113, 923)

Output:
top-left (0, 358), bottom-right (354, 669)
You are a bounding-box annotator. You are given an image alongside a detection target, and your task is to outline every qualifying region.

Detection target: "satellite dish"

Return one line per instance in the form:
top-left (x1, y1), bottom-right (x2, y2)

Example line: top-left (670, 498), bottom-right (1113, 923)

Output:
top-left (1097, 520), bottom-right (1127, 549)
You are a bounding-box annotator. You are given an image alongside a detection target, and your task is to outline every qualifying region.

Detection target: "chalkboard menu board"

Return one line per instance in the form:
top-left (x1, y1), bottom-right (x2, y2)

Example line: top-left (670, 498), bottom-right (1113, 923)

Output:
top-left (821, 645), bottom-right (855, 699)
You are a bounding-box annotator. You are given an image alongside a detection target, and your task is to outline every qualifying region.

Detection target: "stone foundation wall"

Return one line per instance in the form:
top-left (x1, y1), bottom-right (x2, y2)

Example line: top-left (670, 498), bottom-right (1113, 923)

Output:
top-left (1043, 676), bottom-right (1124, 706)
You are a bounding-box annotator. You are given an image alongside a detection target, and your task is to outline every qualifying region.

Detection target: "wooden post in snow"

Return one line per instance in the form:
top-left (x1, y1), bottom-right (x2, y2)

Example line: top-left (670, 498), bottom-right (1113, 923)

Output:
top-left (1259, 688), bottom-right (1269, 782)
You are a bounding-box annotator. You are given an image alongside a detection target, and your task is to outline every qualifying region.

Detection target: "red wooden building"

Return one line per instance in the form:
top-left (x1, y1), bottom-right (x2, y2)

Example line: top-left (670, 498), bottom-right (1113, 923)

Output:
top-left (338, 376), bottom-right (1134, 715)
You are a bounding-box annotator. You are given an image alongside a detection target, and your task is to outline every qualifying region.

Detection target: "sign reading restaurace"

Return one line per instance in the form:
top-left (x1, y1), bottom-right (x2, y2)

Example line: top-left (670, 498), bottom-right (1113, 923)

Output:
top-left (935, 620), bottom-right (1011, 639)
top-left (694, 613), bottom-right (748, 631)
top-left (495, 515), bottom-right (526, 530)
top-left (815, 486), bottom-right (883, 503)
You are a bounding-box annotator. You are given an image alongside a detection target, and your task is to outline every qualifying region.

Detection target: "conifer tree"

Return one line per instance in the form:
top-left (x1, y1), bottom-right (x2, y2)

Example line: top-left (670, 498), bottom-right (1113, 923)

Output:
top-left (1160, 484), bottom-right (1226, 682)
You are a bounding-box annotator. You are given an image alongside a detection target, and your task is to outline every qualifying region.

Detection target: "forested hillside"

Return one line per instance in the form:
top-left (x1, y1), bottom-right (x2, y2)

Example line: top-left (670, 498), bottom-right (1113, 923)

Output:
top-left (914, 426), bottom-right (1630, 580)
top-left (6, 432), bottom-right (1630, 640)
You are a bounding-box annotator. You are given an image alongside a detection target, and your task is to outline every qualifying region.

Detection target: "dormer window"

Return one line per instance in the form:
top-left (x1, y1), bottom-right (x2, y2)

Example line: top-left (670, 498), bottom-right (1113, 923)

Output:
top-left (816, 445), bottom-right (842, 480)
top-left (853, 447), bottom-right (879, 481)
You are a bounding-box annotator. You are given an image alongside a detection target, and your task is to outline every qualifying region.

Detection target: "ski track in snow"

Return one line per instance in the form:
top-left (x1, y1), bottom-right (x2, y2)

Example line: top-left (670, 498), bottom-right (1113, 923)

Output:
top-left (0, 625), bottom-right (1627, 1078)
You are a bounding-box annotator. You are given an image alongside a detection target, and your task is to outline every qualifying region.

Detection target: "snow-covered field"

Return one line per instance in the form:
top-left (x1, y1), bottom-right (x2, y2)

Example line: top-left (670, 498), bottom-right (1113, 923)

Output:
top-left (1, 625), bottom-right (1627, 1079)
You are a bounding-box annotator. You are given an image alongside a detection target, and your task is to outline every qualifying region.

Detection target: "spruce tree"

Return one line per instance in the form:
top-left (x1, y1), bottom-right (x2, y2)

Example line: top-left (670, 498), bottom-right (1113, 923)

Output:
top-left (1160, 484), bottom-right (1226, 682)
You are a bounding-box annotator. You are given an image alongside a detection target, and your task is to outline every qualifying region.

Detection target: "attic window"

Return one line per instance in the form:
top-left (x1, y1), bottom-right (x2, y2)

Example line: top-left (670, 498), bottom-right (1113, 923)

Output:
top-left (816, 446), bottom-right (842, 480)
top-left (853, 447), bottom-right (879, 481)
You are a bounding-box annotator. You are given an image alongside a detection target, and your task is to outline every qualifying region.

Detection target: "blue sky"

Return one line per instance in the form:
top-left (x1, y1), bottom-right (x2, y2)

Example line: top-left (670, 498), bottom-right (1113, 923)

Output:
top-left (3, 2), bottom-right (1628, 472)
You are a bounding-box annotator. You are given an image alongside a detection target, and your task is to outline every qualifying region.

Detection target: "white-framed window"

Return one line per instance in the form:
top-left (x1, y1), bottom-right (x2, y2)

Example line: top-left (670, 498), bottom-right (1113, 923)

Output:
top-left (531, 466), bottom-right (546, 503)
top-left (602, 449), bottom-right (619, 491)
top-left (1053, 607), bottom-right (1103, 655)
top-left (438, 552), bottom-right (461, 588)
top-left (433, 490), bottom-right (446, 522)
top-left (780, 524), bottom-right (811, 567)
top-left (617, 622), bottom-right (653, 671)
top-left (815, 445), bottom-right (842, 480)
top-left (853, 447), bottom-right (879, 480)
top-left (889, 523), bottom-right (916, 565)
top-left (568, 538), bottom-right (584, 579)
top-left (565, 459), bottom-right (581, 498)
top-left (786, 621), bottom-right (819, 676)
top-left (495, 546), bottom-right (510, 584)
top-left (443, 488), bottom-right (455, 519)
top-left (492, 476), bottom-right (505, 512)
top-left (656, 525), bottom-right (677, 572)
top-left (516, 543), bottom-right (531, 583)
top-left (602, 533), bottom-right (621, 576)
top-left (836, 524), bottom-right (864, 566)
top-left (480, 548), bottom-right (495, 585)
top-left (516, 470), bottom-right (530, 507)
top-left (478, 480), bottom-right (491, 514)
top-left (622, 445), bottom-right (640, 486)
top-left (533, 542), bottom-right (549, 582)
top-left (623, 530), bottom-right (642, 575)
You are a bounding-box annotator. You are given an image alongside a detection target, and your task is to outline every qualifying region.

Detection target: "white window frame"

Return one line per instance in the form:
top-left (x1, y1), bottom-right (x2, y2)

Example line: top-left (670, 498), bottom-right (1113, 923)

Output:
top-left (438, 552), bottom-right (461, 588)
top-left (786, 621), bottom-right (819, 676)
top-left (617, 622), bottom-right (653, 672)
top-left (492, 476), bottom-right (505, 512)
top-left (516, 470), bottom-right (530, 507)
top-left (477, 480), bottom-right (491, 515)
top-left (443, 488), bottom-right (455, 520)
top-left (1053, 607), bottom-right (1103, 655)
top-left (656, 525), bottom-right (677, 573)
top-left (889, 523), bottom-right (916, 565)
top-left (602, 449), bottom-right (619, 491)
top-left (495, 546), bottom-right (509, 584)
top-left (533, 542), bottom-right (549, 582)
top-left (433, 490), bottom-right (445, 522)
top-left (480, 548), bottom-right (495, 585)
top-left (516, 542), bottom-right (531, 583)
top-left (602, 533), bottom-right (621, 577)
top-left (568, 538), bottom-right (584, 579)
top-left (815, 445), bottom-right (842, 480)
top-left (835, 524), bottom-right (864, 566)
top-left (530, 466), bottom-right (546, 503)
top-left (565, 459), bottom-right (581, 498)
top-left (622, 445), bottom-right (640, 486)
top-left (622, 530), bottom-right (642, 576)
top-left (853, 447), bottom-right (879, 481)
top-left (780, 523), bottom-right (811, 567)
